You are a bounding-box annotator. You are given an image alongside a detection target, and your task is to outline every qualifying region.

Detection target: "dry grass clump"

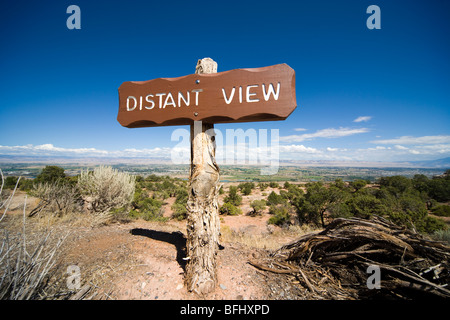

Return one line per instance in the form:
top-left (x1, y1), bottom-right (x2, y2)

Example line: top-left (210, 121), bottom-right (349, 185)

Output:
top-left (0, 226), bottom-right (68, 299)
top-left (29, 181), bottom-right (82, 218)
top-left (0, 170), bottom-right (74, 300)
top-left (0, 170), bottom-right (69, 299)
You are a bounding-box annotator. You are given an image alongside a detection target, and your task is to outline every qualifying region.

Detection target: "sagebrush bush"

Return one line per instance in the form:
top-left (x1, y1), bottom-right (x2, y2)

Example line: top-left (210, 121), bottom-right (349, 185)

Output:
top-left (30, 181), bottom-right (81, 216)
top-left (77, 166), bottom-right (135, 214)
top-left (431, 228), bottom-right (450, 244)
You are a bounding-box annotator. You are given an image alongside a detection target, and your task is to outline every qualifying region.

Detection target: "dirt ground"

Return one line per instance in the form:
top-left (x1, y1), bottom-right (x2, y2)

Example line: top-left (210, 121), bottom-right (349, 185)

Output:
top-left (63, 220), bottom-right (262, 300)
top-left (2, 190), bottom-right (305, 300)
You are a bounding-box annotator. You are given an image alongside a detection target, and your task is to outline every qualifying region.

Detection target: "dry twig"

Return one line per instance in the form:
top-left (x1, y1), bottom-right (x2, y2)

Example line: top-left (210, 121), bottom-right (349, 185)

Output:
top-left (249, 216), bottom-right (450, 299)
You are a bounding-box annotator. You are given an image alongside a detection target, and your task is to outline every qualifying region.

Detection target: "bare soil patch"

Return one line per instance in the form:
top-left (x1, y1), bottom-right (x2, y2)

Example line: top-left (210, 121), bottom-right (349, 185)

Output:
top-left (61, 219), bottom-right (294, 300)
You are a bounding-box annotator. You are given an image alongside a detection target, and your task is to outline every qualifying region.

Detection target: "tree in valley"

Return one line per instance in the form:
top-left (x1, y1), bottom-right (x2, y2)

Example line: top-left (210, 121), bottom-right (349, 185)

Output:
top-left (293, 182), bottom-right (345, 228)
top-left (34, 166), bottom-right (66, 185)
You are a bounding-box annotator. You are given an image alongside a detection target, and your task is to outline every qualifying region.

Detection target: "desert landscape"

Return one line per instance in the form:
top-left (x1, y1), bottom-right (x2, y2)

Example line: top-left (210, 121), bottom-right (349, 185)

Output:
top-left (1, 177), bottom-right (313, 300)
top-left (1, 164), bottom-right (449, 301)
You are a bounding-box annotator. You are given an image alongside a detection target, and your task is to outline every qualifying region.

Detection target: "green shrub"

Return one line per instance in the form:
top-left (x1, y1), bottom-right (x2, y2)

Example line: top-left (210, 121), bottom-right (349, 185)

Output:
top-left (242, 185), bottom-right (252, 195)
top-left (238, 182), bottom-right (255, 196)
top-left (19, 178), bottom-right (34, 192)
top-left (269, 182), bottom-right (279, 188)
top-left (346, 193), bottom-right (386, 219)
top-left (219, 202), bottom-right (242, 216)
top-left (110, 207), bottom-right (132, 223)
top-left (329, 202), bottom-right (352, 219)
top-left (428, 173), bottom-right (450, 202)
top-left (142, 211), bottom-right (168, 222)
top-left (4, 176), bottom-right (20, 189)
top-left (266, 191), bottom-right (285, 206)
top-left (416, 215), bottom-right (446, 234)
top-left (129, 208), bottom-right (167, 222)
top-left (334, 178), bottom-right (346, 189)
top-left (34, 165), bottom-right (66, 185)
top-left (350, 179), bottom-right (367, 192)
top-left (268, 204), bottom-right (291, 226)
top-left (4, 176), bottom-right (34, 192)
top-left (128, 209), bottom-right (141, 219)
top-left (250, 199), bottom-right (266, 215)
top-left (378, 175), bottom-right (413, 196)
top-left (258, 182), bottom-right (268, 191)
top-left (139, 197), bottom-right (163, 212)
top-left (285, 184), bottom-right (304, 200)
top-left (431, 205), bottom-right (450, 217)
top-left (171, 203), bottom-right (187, 220)
top-left (224, 186), bottom-right (242, 206)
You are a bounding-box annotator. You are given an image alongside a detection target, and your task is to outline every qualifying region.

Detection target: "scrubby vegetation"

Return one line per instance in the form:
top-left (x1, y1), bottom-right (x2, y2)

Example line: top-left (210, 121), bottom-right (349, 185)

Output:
top-left (3, 165), bottom-right (449, 235)
top-left (222, 185), bottom-right (242, 208)
top-left (290, 172), bottom-right (450, 234)
top-left (77, 166), bottom-right (135, 214)
top-left (131, 174), bottom-right (188, 222)
top-left (250, 199), bottom-right (266, 216)
top-left (1, 164), bottom-right (449, 300)
top-left (219, 202), bottom-right (242, 216)
top-left (237, 182), bottom-right (255, 196)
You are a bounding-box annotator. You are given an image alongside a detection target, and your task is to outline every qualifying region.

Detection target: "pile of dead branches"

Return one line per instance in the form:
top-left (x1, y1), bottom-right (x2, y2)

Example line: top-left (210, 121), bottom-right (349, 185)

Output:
top-left (249, 216), bottom-right (450, 299)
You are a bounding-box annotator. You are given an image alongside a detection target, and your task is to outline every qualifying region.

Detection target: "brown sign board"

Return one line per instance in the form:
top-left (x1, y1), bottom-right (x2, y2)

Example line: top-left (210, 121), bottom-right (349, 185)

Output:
top-left (117, 63), bottom-right (296, 128)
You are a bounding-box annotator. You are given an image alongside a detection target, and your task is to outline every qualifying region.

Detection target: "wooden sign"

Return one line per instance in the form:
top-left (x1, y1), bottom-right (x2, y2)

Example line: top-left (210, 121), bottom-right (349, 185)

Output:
top-left (117, 63), bottom-right (296, 128)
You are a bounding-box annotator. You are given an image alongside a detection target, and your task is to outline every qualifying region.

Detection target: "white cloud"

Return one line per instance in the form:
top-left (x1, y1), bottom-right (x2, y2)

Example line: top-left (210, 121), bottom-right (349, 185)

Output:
top-left (31, 144), bottom-right (109, 155)
top-left (280, 127), bottom-right (370, 143)
top-left (353, 116), bottom-right (372, 123)
top-left (414, 144), bottom-right (450, 154)
top-left (371, 135), bottom-right (450, 145)
top-left (293, 128), bottom-right (307, 132)
top-left (367, 146), bottom-right (387, 151)
top-left (0, 144), bottom-right (172, 158)
top-left (279, 145), bottom-right (322, 154)
top-left (368, 135), bottom-right (450, 159)
top-left (2, 139), bottom-right (449, 164)
top-left (122, 147), bottom-right (173, 158)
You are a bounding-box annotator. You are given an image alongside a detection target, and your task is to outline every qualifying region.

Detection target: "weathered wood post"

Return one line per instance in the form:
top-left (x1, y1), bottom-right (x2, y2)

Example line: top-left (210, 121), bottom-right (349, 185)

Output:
top-left (117, 58), bottom-right (297, 295)
top-left (185, 58), bottom-right (220, 294)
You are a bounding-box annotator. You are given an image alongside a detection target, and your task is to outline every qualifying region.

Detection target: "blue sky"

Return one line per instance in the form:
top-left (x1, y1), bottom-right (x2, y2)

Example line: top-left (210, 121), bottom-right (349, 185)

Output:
top-left (1, 0), bottom-right (449, 162)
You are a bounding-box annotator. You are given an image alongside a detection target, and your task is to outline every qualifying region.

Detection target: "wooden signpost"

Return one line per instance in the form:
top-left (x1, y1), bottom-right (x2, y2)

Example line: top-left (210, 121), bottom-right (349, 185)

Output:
top-left (118, 63), bottom-right (296, 128)
top-left (117, 58), bottom-right (297, 294)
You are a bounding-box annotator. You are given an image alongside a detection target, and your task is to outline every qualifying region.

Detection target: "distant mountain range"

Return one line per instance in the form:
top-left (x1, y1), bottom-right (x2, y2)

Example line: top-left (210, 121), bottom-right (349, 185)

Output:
top-left (408, 157), bottom-right (450, 168)
top-left (0, 155), bottom-right (449, 169)
top-left (281, 157), bottom-right (450, 168)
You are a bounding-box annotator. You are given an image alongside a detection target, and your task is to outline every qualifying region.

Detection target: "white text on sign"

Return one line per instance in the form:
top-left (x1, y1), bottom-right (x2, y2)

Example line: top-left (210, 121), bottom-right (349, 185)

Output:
top-left (126, 82), bottom-right (281, 111)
